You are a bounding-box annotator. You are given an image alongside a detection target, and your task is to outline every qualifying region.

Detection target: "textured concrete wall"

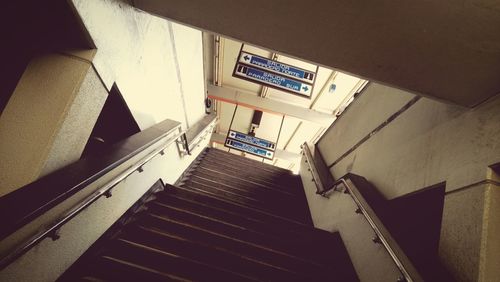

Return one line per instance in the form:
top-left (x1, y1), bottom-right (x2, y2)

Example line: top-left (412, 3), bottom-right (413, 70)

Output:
top-left (0, 133), bottom-right (212, 282)
top-left (41, 61), bottom-right (108, 177)
top-left (479, 174), bottom-right (500, 282)
top-left (0, 51), bottom-right (107, 197)
top-left (70, 0), bottom-right (206, 130)
top-left (319, 84), bottom-right (500, 198)
top-left (439, 185), bottom-right (486, 282)
top-left (315, 83), bottom-right (500, 281)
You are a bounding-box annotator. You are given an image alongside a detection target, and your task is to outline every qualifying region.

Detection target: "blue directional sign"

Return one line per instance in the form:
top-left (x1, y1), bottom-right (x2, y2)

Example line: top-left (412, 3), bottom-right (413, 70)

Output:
top-left (228, 130), bottom-right (276, 150)
top-left (238, 51), bottom-right (315, 84)
top-left (225, 138), bottom-right (274, 160)
top-left (234, 63), bottom-right (313, 98)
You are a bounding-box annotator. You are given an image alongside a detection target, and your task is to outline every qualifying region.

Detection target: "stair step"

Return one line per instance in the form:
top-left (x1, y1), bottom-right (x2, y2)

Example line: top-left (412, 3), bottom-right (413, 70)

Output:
top-left (179, 182), bottom-right (309, 223)
top-left (193, 165), bottom-right (296, 195)
top-left (184, 173), bottom-right (300, 208)
top-left (145, 201), bottom-right (329, 262)
top-left (190, 166), bottom-right (298, 197)
top-left (59, 148), bottom-right (358, 281)
top-left (196, 157), bottom-right (299, 191)
top-left (155, 191), bottom-right (333, 245)
top-left (136, 213), bottom-right (328, 278)
top-left (121, 225), bottom-right (305, 281)
top-left (207, 149), bottom-right (292, 174)
top-left (78, 277), bottom-right (106, 282)
top-left (103, 238), bottom-right (257, 281)
top-left (160, 185), bottom-right (311, 227)
top-left (186, 172), bottom-right (292, 202)
top-left (181, 180), bottom-right (263, 208)
top-left (82, 255), bottom-right (190, 282)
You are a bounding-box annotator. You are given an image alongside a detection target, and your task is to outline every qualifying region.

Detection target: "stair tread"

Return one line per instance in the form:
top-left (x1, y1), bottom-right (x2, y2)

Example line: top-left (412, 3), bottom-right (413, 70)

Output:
top-left (160, 185), bottom-right (312, 227)
top-left (120, 225), bottom-right (307, 281)
top-left (103, 238), bottom-right (258, 282)
top-left (207, 149), bottom-right (292, 174)
top-left (145, 201), bottom-right (334, 262)
top-left (59, 148), bottom-right (358, 282)
top-left (190, 166), bottom-right (299, 196)
top-left (134, 213), bottom-right (330, 277)
top-left (196, 158), bottom-right (300, 191)
top-left (156, 193), bottom-right (330, 239)
top-left (179, 183), bottom-right (310, 223)
top-left (82, 255), bottom-right (190, 282)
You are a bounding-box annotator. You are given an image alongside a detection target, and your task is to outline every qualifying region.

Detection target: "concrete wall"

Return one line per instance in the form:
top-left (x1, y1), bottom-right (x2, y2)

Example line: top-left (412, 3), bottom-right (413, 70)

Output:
top-left (0, 0), bottom-right (208, 195)
top-left (479, 170), bottom-right (500, 282)
top-left (314, 82), bottom-right (500, 281)
top-left (299, 155), bottom-right (403, 282)
top-left (70, 0), bottom-right (206, 130)
top-left (0, 51), bottom-right (107, 197)
top-left (0, 131), bottom-right (212, 282)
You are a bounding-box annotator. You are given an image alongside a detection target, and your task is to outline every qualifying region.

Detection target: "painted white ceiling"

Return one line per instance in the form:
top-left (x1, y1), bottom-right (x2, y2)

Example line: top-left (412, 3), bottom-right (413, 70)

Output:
top-left (210, 36), bottom-right (367, 172)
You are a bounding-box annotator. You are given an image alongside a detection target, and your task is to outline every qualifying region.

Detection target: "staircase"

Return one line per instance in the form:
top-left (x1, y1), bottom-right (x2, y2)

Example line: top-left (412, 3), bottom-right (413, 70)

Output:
top-left (59, 148), bottom-right (358, 281)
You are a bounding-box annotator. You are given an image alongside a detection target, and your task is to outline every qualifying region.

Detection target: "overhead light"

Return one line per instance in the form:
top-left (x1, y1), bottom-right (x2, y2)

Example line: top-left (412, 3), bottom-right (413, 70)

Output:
top-left (329, 84), bottom-right (336, 93)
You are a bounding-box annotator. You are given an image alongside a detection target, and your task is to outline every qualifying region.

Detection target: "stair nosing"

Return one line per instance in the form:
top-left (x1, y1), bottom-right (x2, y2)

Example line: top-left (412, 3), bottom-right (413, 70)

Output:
top-left (145, 213), bottom-right (326, 269)
top-left (100, 255), bottom-right (191, 282)
top-left (197, 158), bottom-right (297, 191)
top-left (167, 185), bottom-right (310, 226)
top-left (195, 165), bottom-right (294, 193)
top-left (207, 149), bottom-right (292, 174)
top-left (191, 167), bottom-right (298, 197)
top-left (114, 238), bottom-right (260, 282)
top-left (130, 225), bottom-right (302, 276)
top-left (187, 173), bottom-right (298, 202)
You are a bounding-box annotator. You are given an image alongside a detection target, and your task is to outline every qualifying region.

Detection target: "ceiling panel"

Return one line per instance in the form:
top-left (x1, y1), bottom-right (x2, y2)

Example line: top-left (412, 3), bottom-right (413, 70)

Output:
top-left (315, 73), bottom-right (365, 114)
top-left (217, 102), bottom-right (254, 133)
top-left (211, 36), bottom-right (365, 171)
top-left (285, 121), bottom-right (322, 154)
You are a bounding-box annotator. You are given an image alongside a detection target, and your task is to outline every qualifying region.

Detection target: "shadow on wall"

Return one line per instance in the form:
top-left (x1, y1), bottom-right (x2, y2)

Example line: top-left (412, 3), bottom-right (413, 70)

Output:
top-left (349, 174), bottom-right (454, 281)
top-left (491, 162), bottom-right (500, 176)
top-left (82, 84), bottom-right (140, 157)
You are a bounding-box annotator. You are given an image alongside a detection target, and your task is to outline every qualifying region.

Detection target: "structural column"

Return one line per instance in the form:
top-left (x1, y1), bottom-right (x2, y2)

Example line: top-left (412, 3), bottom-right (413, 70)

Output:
top-left (0, 50), bottom-right (108, 197)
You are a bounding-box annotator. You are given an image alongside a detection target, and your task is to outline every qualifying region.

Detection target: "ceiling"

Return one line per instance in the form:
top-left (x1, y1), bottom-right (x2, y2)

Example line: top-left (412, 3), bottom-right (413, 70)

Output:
top-left (206, 36), bottom-right (366, 172)
top-left (134, 0), bottom-right (500, 107)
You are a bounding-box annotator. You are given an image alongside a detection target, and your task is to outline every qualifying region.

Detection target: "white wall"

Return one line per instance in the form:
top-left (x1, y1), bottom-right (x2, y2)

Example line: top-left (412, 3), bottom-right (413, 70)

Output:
top-left (71, 0), bottom-right (206, 130)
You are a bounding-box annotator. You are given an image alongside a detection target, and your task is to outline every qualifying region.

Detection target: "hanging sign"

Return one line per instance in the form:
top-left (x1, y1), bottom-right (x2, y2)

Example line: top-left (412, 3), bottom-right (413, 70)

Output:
top-left (225, 138), bottom-right (275, 160)
top-left (227, 130), bottom-right (276, 150)
top-left (233, 50), bottom-right (316, 98)
top-left (234, 64), bottom-right (313, 98)
top-left (237, 51), bottom-right (315, 83)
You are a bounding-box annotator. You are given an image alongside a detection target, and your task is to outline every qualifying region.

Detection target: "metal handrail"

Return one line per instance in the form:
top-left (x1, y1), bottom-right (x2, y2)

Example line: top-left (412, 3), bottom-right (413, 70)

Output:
top-left (178, 117), bottom-right (218, 156)
top-left (0, 128), bottom-right (186, 269)
top-left (330, 178), bottom-right (423, 282)
top-left (301, 143), bottom-right (326, 194)
top-left (188, 119), bottom-right (217, 152)
top-left (301, 148), bottom-right (423, 282)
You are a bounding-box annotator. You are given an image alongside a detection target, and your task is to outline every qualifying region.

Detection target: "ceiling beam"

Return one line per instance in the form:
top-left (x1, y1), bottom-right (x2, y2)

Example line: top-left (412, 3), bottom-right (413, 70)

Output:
top-left (207, 85), bottom-right (334, 127)
top-left (210, 133), bottom-right (301, 162)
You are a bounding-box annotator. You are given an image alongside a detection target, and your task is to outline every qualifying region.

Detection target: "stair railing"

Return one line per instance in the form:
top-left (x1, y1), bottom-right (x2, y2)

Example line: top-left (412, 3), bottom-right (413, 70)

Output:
top-left (301, 142), bottom-right (335, 195)
top-left (0, 126), bottom-right (187, 270)
top-left (181, 113), bottom-right (218, 155)
top-left (301, 143), bottom-right (423, 282)
top-left (331, 178), bottom-right (423, 282)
